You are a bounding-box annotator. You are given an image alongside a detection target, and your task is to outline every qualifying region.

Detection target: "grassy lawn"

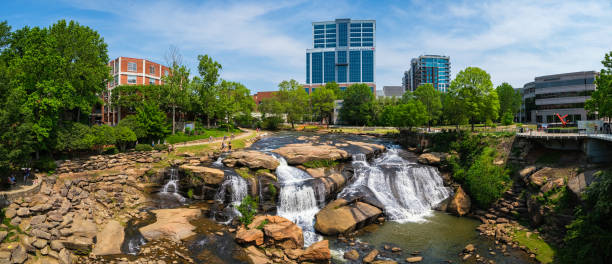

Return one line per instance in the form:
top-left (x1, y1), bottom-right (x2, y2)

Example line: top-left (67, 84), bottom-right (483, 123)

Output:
top-left (513, 230), bottom-right (556, 264)
top-left (173, 132), bottom-right (257, 155)
top-left (166, 128), bottom-right (241, 144)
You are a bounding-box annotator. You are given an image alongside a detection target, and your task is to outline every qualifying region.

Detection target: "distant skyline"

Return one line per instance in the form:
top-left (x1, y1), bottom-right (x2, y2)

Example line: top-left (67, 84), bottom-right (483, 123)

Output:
top-left (2, 0), bottom-right (611, 93)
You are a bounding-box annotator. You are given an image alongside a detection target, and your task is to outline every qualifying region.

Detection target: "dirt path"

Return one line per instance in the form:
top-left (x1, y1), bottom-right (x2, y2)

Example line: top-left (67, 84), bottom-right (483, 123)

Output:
top-left (172, 128), bottom-right (256, 148)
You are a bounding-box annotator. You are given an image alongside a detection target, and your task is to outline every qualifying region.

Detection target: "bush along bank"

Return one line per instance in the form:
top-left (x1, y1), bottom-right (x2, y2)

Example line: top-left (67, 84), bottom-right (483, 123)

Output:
top-left (402, 129), bottom-right (596, 263)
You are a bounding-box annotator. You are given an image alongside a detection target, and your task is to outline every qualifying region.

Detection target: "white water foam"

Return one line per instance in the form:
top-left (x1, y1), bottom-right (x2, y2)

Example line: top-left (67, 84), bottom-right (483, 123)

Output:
top-left (161, 167), bottom-right (186, 203)
top-left (339, 147), bottom-right (451, 223)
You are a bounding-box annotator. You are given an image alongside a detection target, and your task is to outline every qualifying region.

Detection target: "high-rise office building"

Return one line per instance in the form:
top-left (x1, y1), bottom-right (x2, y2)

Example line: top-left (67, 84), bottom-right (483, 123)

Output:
top-left (406, 55), bottom-right (450, 92)
top-left (305, 18), bottom-right (376, 94)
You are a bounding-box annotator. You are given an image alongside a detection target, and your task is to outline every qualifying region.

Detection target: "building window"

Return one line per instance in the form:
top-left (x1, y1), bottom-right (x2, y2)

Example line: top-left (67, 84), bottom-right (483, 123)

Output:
top-left (127, 62), bottom-right (137, 72)
top-left (127, 75), bottom-right (137, 84)
top-left (312, 52), bottom-right (323, 84)
top-left (306, 53), bottom-right (310, 84)
top-left (164, 70), bottom-right (169, 76)
top-left (349, 51), bottom-right (361, 82)
top-left (305, 88), bottom-right (310, 94)
top-left (324, 51), bottom-right (335, 83)
top-left (338, 23), bottom-right (348, 47)
top-left (149, 66), bottom-right (155, 74)
top-left (149, 78), bottom-right (155, 85)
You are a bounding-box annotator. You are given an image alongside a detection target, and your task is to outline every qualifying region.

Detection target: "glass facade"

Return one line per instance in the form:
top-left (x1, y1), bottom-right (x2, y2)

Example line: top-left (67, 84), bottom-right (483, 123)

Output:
top-left (312, 52), bottom-right (322, 84)
top-left (324, 52), bottom-right (335, 83)
top-left (349, 51), bottom-right (361, 82)
top-left (306, 19), bottom-right (375, 86)
top-left (409, 55), bottom-right (450, 92)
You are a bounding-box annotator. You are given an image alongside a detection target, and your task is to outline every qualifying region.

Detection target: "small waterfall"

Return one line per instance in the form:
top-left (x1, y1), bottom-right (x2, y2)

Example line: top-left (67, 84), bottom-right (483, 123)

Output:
top-left (160, 167), bottom-right (185, 203)
top-left (275, 156), bottom-right (321, 246)
top-left (340, 147), bottom-right (450, 222)
top-left (215, 175), bottom-right (248, 222)
top-left (213, 157), bottom-right (223, 167)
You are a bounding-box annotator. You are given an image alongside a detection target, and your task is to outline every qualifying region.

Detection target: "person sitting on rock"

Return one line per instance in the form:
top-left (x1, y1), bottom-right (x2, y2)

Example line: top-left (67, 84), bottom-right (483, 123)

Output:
top-left (8, 175), bottom-right (16, 185)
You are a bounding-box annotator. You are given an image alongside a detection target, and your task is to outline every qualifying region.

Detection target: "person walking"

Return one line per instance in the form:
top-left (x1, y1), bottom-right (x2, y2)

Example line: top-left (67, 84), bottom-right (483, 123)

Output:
top-left (231, 133), bottom-right (235, 140)
top-left (209, 136), bottom-right (213, 144)
top-left (228, 142), bottom-right (232, 151)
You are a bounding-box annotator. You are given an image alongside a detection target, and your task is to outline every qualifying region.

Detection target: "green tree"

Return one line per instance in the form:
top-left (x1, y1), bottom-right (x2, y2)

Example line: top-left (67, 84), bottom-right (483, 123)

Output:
top-left (324, 81), bottom-right (343, 99)
top-left (117, 115), bottom-right (147, 140)
top-left (448, 67), bottom-right (499, 131)
top-left (496, 82), bottom-right (520, 124)
top-left (441, 92), bottom-right (468, 129)
top-left (87, 125), bottom-right (115, 154)
top-left (195, 54), bottom-right (222, 127)
top-left (216, 80), bottom-right (254, 125)
top-left (585, 52), bottom-right (612, 120)
top-left (339, 84), bottom-right (374, 126)
top-left (310, 85), bottom-right (336, 125)
top-left (414, 84), bottom-right (442, 130)
top-left (135, 102), bottom-right (170, 143)
top-left (55, 122), bottom-right (93, 152)
top-left (114, 126), bottom-right (137, 152)
top-left (162, 46), bottom-right (191, 134)
top-left (277, 79), bottom-right (308, 128)
top-left (381, 99), bottom-right (427, 130)
top-left (2, 19), bottom-right (109, 160)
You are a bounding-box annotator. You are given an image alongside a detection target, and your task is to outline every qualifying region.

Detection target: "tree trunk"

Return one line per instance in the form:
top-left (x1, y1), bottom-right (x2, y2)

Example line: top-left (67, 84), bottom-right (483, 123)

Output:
top-left (471, 121), bottom-right (475, 132)
top-left (172, 106), bottom-right (176, 134)
top-left (207, 117), bottom-right (210, 128)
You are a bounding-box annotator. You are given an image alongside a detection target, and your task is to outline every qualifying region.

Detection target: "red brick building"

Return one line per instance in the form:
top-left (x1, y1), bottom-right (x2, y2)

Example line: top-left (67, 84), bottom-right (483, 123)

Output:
top-left (93, 57), bottom-right (170, 125)
top-left (252, 91), bottom-right (278, 111)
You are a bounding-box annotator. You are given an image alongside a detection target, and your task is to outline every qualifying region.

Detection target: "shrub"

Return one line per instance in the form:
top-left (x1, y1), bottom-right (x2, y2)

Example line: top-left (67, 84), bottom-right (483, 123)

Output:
top-left (187, 189), bottom-right (194, 199)
top-left (559, 170), bottom-right (612, 263)
top-left (102, 146), bottom-right (118, 155)
top-left (114, 126), bottom-right (137, 151)
top-left (262, 116), bottom-right (283, 130)
top-left (33, 155), bottom-right (56, 172)
top-left (153, 143), bottom-right (168, 151)
top-left (237, 195), bottom-right (258, 226)
top-left (218, 122), bottom-right (235, 131)
top-left (256, 219), bottom-right (269, 230)
top-left (303, 159), bottom-right (338, 168)
top-left (501, 112), bottom-right (514, 126)
top-left (462, 147), bottom-right (511, 208)
top-left (268, 183), bottom-right (277, 197)
top-left (135, 144), bottom-right (153, 152)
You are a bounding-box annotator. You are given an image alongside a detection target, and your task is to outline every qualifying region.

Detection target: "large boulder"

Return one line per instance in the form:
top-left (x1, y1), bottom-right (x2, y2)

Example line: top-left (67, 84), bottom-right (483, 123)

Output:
top-left (528, 167), bottom-right (552, 186)
top-left (300, 239), bottom-right (331, 262)
top-left (179, 165), bottom-right (225, 185)
top-left (344, 141), bottom-right (386, 156)
top-left (223, 150), bottom-right (280, 170)
top-left (272, 143), bottom-right (349, 165)
top-left (315, 199), bottom-right (382, 235)
top-left (417, 152), bottom-right (447, 166)
top-left (244, 245), bottom-right (272, 264)
top-left (247, 215), bottom-right (304, 250)
top-left (139, 208), bottom-right (202, 242)
top-left (447, 187), bottom-right (471, 216)
top-left (92, 220), bottom-right (124, 256)
top-left (235, 228), bottom-right (264, 246)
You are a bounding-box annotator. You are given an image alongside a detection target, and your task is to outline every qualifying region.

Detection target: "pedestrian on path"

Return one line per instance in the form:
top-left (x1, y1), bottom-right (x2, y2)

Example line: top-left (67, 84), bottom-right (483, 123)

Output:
top-left (228, 142), bottom-right (232, 151)
top-left (231, 133), bottom-right (235, 140)
top-left (209, 136), bottom-right (213, 144)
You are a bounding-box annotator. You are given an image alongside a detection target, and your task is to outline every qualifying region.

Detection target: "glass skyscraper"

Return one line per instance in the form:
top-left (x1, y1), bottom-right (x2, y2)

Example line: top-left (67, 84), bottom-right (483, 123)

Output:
top-left (405, 55), bottom-right (450, 92)
top-left (305, 18), bottom-right (376, 93)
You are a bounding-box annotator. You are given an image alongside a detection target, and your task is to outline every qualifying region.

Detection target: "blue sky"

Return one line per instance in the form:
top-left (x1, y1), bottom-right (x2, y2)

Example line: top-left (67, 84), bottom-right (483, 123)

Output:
top-left (2, 0), bottom-right (611, 93)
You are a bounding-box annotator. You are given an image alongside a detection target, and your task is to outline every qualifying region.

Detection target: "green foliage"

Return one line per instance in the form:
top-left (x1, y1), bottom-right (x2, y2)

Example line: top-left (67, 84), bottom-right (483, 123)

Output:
top-left (513, 230), bottom-right (556, 264)
top-left (237, 195), bottom-right (258, 226)
top-left (102, 146), bottom-right (118, 155)
top-left (236, 167), bottom-right (253, 179)
top-left (117, 115), bottom-right (147, 140)
top-left (268, 183), bottom-right (277, 197)
top-left (560, 170), bottom-right (612, 263)
top-left (461, 147), bottom-right (511, 208)
top-left (55, 122), bottom-right (93, 152)
top-left (256, 219), bottom-right (269, 230)
top-left (302, 159), bottom-right (338, 168)
top-left (311, 84), bottom-right (337, 124)
top-left (278, 79), bottom-right (309, 128)
top-left (585, 51), bottom-right (612, 119)
top-left (447, 67), bottom-right (499, 130)
top-left (262, 116), bottom-right (283, 131)
top-left (216, 80), bottom-right (255, 125)
top-left (135, 144), bottom-right (153, 152)
top-left (340, 83), bottom-right (374, 125)
top-left (429, 130), bottom-right (465, 152)
top-left (187, 188), bottom-right (194, 199)
top-left (153, 143), bottom-right (168, 151)
top-left (33, 155), bottom-right (56, 172)
top-left (135, 102), bottom-right (170, 143)
top-left (87, 125), bottom-right (116, 153)
top-left (114, 125), bottom-right (137, 152)
top-left (1, 208), bottom-right (25, 243)
top-left (414, 83), bottom-right (442, 128)
top-left (165, 128), bottom-right (239, 144)
top-left (380, 99), bottom-right (427, 129)
top-left (496, 82), bottom-right (520, 123)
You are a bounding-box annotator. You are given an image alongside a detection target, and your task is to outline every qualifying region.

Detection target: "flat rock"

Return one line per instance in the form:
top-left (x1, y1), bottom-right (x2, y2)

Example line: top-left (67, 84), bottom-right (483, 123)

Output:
top-left (315, 199), bottom-right (382, 235)
top-left (235, 228), bottom-right (264, 246)
top-left (300, 240), bottom-right (331, 262)
top-left (417, 152), bottom-right (447, 166)
top-left (93, 220), bottom-right (124, 256)
top-left (179, 165), bottom-right (225, 185)
top-left (139, 208), bottom-right (202, 242)
top-left (406, 256), bottom-right (423, 263)
top-left (272, 143), bottom-right (349, 165)
top-left (363, 249), bottom-right (379, 263)
top-left (245, 245), bottom-right (272, 264)
top-left (222, 150), bottom-right (280, 170)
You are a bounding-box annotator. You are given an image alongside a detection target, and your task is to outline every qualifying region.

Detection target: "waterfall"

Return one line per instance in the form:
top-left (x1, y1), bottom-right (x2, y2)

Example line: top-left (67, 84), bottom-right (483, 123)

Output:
top-left (275, 156), bottom-right (321, 246)
top-left (213, 157), bottom-right (223, 167)
top-left (339, 147), bottom-right (450, 222)
top-left (215, 174), bottom-right (248, 222)
top-left (161, 167), bottom-right (186, 203)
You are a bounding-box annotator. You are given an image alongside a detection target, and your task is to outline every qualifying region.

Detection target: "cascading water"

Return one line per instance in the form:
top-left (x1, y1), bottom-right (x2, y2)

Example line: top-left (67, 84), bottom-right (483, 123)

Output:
top-left (339, 147), bottom-right (451, 222)
top-left (160, 167), bottom-right (185, 203)
top-left (275, 157), bottom-right (321, 246)
top-left (215, 174), bottom-right (248, 223)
